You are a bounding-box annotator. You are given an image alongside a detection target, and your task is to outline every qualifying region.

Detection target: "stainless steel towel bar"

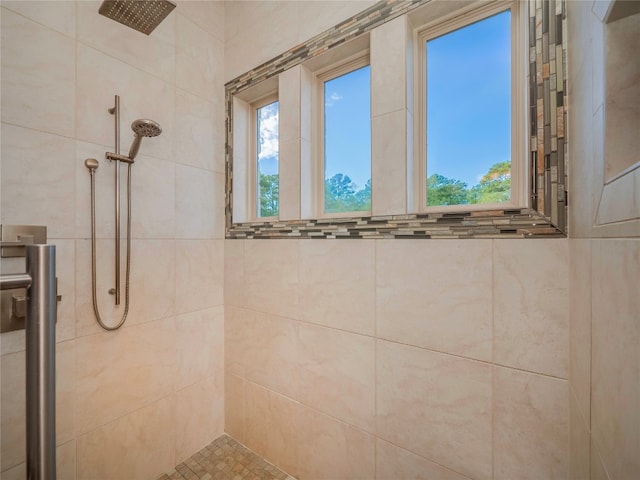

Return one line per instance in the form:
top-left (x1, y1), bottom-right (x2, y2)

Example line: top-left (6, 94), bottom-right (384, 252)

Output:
top-left (0, 244), bottom-right (57, 480)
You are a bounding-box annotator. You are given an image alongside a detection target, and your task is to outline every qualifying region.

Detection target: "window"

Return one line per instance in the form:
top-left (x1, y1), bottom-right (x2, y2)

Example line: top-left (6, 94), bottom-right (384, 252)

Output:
top-left (253, 96), bottom-right (279, 218)
top-left (317, 57), bottom-right (371, 215)
top-left (417, 2), bottom-right (525, 210)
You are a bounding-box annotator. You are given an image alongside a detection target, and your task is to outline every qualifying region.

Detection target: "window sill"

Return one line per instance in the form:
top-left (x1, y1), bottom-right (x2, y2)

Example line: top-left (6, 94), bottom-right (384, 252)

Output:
top-left (225, 208), bottom-right (565, 239)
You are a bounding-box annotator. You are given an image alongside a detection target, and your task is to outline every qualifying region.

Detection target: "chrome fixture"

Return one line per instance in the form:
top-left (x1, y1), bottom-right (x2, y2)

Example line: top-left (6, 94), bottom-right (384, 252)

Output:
top-left (128, 119), bottom-right (162, 161)
top-left (98, 0), bottom-right (176, 36)
top-left (85, 95), bottom-right (162, 330)
top-left (1, 244), bottom-right (57, 480)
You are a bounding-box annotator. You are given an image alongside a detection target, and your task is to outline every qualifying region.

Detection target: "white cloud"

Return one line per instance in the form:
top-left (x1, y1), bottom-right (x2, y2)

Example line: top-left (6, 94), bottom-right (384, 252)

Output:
top-left (258, 104), bottom-right (279, 160)
top-left (325, 92), bottom-right (343, 107)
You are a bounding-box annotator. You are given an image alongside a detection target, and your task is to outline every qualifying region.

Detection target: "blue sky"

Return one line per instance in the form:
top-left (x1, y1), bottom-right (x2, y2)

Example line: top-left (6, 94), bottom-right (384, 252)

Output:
top-left (427, 11), bottom-right (511, 186)
top-left (257, 10), bottom-right (511, 190)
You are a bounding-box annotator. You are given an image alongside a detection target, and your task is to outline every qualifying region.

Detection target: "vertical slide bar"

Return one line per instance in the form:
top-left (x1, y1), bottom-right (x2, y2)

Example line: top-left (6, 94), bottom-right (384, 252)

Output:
top-left (113, 95), bottom-right (121, 305)
top-left (25, 244), bottom-right (57, 480)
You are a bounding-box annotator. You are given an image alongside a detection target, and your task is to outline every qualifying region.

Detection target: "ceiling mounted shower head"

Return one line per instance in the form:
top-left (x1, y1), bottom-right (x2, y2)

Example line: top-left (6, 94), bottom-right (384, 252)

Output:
top-left (127, 118), bottom-right (162, 161)
top-left (99, 0), bottom-right (176, 36)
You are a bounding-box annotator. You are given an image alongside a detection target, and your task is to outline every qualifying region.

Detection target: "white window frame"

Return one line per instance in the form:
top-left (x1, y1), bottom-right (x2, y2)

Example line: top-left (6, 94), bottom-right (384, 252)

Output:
top-left (313, 53), bottom-right (372, 218)
top-left (414, 0), bottom-right (528, 213)
top-left (250, 93), bottom-right (280, 221)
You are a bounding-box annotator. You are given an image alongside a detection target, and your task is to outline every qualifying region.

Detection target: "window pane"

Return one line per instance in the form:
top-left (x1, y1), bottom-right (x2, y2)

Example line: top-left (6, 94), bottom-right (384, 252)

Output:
top-left (426, 11), bottom-right (511, 207)
top-left (257, 101), bottom-right (279, 217)
top-left (324, 65), bottom-right (371, 214)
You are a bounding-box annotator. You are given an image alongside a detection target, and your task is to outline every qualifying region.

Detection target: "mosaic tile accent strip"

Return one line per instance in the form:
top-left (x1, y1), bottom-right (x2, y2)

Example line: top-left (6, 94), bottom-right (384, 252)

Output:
top-left (529, 0), bottom-right (568, 232)
top-left (157, 435), bottom-right (293, 480)
top-left (224, 0), bottom-right (568, 239)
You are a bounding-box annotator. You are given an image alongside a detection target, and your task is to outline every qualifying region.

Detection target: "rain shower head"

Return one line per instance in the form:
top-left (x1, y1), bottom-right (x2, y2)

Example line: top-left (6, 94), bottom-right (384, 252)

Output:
top-left (99, 0), bottom-right (176, 36)
top-left (128, 119), bottom-right (162, 161)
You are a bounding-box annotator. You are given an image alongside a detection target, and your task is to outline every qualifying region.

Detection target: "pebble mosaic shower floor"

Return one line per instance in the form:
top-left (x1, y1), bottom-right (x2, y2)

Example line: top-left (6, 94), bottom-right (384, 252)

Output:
top-left (157, 435), bottom-right (294, 480)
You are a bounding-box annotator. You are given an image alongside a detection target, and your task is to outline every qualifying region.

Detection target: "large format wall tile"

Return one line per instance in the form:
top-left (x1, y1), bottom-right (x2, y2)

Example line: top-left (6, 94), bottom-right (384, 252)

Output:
top-left (298, 323), bottom-right (375, 432)
top-left (175, 306), bottom-right (224, 391)
top-left (224, 240), bottom-right (244, 308)
top-left (591, 239), bottom-right (640, 480)
top-left (176, 164), bottom-right (216, 239)
top-left (376, 439), bottom-right (470, 480)
top-left (224, 373), bottom-right (245, 444)
top-left (376, 340), bottom-right (493, 480)
top-left (244, 240), bottom-right (299, 319)
top-left (494, 367), bottom-right (568, 480)
top-left (569, 239), bottom-right (592, 420)
top-left (377, 239), bottom-right (493, 361)
top-left (493, 239), bottom-right (569, 378)
top-left (1, 1), bottom-right (76, 37)
top-left (1, 124), bottom-right (76, 239)
top-left (75, 318), bottom-right (175, 434)
top-left (300, 239), bottom-right (375, 336)
top-left (245, 381), bottom-right (300, 477)
top-left (176, 240), bottom-right (224, 314)
top-left (77, 0), bottom-right (176, 84)
top-left (175, 89), bottom-right (217, 172)
top-left (296, 403), bottom-right (376, 480)
top-left (0, 342), bottom-right (76, 472)
top-left (1, 9), bottom-right (75, 136)
top-left (175, 375), bottom-right (224, 463)
top-left (570, 389), bottom-right (591, 480)
top-left (76, 44), bottom-right (175, 162)
top-left (243, 311), bottom-right (300, 400)
top-left (77, 396), bottom-right (175, 480)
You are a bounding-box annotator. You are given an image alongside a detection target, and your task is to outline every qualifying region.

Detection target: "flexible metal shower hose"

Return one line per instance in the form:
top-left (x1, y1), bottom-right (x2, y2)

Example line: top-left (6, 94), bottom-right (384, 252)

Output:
top-left (88, 163), bottom-right (132, 330)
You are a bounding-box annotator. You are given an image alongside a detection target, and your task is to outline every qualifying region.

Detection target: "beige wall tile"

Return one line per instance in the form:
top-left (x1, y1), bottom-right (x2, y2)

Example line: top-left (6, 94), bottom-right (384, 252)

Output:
top-left (0, 342), bottom-right (75, 471)
top-left (76, 44), bottom-right (175, 162)
top-left (175, 306), bottom-right (224, 391)
top-left (176, 240), bottom-right (224, 314)
top-left (1, 9), bottom-right (75, 137)
top-left (175, 165), bottom-right (216, 239)
top-left (224, 306), bottom-right (248, 377)
top-left (176, 89), bottom-right (217, 171)
top-left (245, 381), bottom-right (300, 477)
top-left (1, 124), bottom-right (76, 238)
top-left (591, 239), bottom-right (640, 480)
top-left (131, 155), bottom-right (176, 239)
top-left (244, 312), bottom-right (299, 400)
top-left (224, 240), bottom-right (244, 308)
top-left (278, 139), bottom-right (302, 221)
top-left (75, 318), bottom-right (176, 434)
top-left (77, 396), bottom-right (175, 480)
top-left (376, 340), bottom-right (492, 480)
top-left (175, 375), bottom-right (224, 463)
top-left (224, 373), bottom-right (245, 443)
top-left (371, 16), bottom-right (408, 117)
top-left (298, 323), bottom-right (375, 432)
top-left (376, 438), bottom-right (470, 480)
top-left (177, 0), bottom-right (225, 41)
top-left (493, 239), bottom-right (569, 378)
top-left (1, 440), bottom-right (76, 480)
top-left (590, 439), bottom-right (612, 480)
top-left (371, 111), bottom-right (407, 215)
top-left (52, 239), bottom-right (76, 343)
top-left (569, 239), bottom-right (591, 420)
top-left (297, 402), bottom-right (375, 480)
top-left (570, 388), bottom-right (591, 480)
top-left (300, 239), bottom-right (375, 336)
top-left (77, 0), bottom-right (176, 83)
top-left (75, 239), bottom-right (176, 336)
top-left (377, 239), bottom-right (493, 361)
top-left (1, 1), bottom-right (76, 37)
top-left (244, 240), bottom-right (299, 319)
top-left (176, 15), bottom-right (223, 100)
top-left (494, 366), bottom-right (569, 480)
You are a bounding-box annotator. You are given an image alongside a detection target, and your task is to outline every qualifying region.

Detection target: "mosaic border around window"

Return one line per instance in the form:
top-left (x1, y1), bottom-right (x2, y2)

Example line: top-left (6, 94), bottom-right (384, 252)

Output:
top-left (225, 0), bottom-right (568, 239)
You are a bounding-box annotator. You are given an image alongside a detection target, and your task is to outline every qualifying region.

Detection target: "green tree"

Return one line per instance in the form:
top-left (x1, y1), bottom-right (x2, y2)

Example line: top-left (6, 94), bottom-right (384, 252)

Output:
top-left (427, 174), bottom-right (470, 206)
top-left (325, 173), bottom-right (357, 213)
top-left (259, 173), bottom-right (279, 217)
top-left (470, 160), bottom-right (511, 204)
top-left (353, 179), bottom-right (372, 211)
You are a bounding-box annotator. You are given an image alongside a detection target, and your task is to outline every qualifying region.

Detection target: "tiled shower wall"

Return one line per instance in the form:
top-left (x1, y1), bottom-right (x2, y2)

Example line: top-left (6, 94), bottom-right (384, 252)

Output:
top-left (0, 1), bottom-right (226, 478)
top-left (567, 2), bottom-right (640, 479)
top-left (224, 4), bottom-right (570, 479)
